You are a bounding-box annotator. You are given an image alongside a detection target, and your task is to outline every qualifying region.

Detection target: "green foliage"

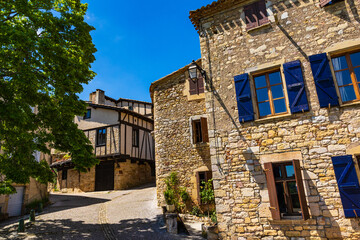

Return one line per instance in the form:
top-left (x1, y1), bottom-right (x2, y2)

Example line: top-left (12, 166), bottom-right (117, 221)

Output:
top-left (164, 188), bottom-right (175, 205)
top-left (0, 180), bottom-right (15, 194)
top-left (210, 211), bottom-right (217, 223)
top-left (163, 172), bottom-right (189, 212)
top-left (190, 206), bottom-right (200, 216)
top-left (25, 197), bottom-right (49, 213)
top-left (200, 179), bottom-right (215, 205)
top-left (180, 187), bottom-right (190, 202)
top-left (0, 0), bottom-right (98, 194)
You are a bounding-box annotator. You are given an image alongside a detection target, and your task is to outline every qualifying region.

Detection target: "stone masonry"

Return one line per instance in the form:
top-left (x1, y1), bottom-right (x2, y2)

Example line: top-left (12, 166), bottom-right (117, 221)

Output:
top-left (151, 61), bottom-right (212, 208)
top-left (189, 0), bottom-right (360, 239)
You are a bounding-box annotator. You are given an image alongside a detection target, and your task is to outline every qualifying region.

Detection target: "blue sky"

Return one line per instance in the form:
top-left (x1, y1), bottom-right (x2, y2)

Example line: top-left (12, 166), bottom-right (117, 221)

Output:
top-left (79, 0), bottom-right (214, 103)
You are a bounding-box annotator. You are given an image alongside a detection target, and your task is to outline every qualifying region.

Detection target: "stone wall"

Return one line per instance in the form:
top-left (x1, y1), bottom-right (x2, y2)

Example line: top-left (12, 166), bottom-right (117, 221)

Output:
top-left (195, 0), bottom-right (360, 239)
top-left (56, 160), bottom-right (154, 193)
top-left (152, 66), bottom-right (212, 207)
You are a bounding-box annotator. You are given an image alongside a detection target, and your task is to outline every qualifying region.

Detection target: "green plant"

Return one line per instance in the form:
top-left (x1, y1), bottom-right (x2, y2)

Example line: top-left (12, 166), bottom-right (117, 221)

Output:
top-left (163, 172), bottom-right (189, 212)
top-left (180, 187), bottom-right (190, 202)
top-left (200, 179), bottom-right (215, 218)
top-left (164, 188), bottom-right (175, 205)
top-left (25, 197), bottom-right (49, 213)
top-left (210, 211), bottom-right (217, 223)
top-left (190, 206), bottom-right (200, 216)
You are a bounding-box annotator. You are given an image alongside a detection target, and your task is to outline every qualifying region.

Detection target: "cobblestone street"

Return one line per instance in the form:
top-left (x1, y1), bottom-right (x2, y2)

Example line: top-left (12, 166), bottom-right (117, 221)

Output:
top-left (0, 184), bottom-right (201, 240)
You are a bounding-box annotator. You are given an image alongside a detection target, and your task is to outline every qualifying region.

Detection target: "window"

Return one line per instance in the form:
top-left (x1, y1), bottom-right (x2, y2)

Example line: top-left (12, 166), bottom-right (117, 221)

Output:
top-left (62, 169), bottom-right (67, 180)
top-left (331, 51), bottom-right (360, 103)
top-left (264, 160), bottom-right (309, 220)
top-left (254, 70), bottom-right (288, 118)
top-left (244, 0), bottom-right (269, 30)
top-left (84, 109), bottom-right (91, 119)
top-left (96, 128), bottom-right (106, 146)
top-left (196, 171), bottom-right (212, 204)
top-left (189, 76), bottom-right (205, 95)
top-left (320, 0), bottom-right (344, 7)
top-left (132, 128), bottom-right (139, 147)
top-left (192, 117), bottom-right (209, 144)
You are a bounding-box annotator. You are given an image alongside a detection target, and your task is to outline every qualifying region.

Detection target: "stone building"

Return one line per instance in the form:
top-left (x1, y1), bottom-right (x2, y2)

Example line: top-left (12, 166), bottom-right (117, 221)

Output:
top-left (0, 153), bottom-right (49, 219)
top-left (51, 89), bottom-right (155, 192)
top-left (187, 0), bottom-right (360, 239)
top-left (150, 60), bottom-right (213, 208)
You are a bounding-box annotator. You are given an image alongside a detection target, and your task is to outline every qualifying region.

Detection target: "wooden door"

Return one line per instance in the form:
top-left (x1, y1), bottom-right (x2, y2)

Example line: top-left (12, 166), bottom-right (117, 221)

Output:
top-left (95, 161), bottom-right (114, 191)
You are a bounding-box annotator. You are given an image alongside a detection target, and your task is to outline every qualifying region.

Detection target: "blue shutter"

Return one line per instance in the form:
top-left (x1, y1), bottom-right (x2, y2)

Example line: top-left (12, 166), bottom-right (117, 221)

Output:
top-left (283, 60), bottom-right (309, 113)
top-left (309, 53), bottom-right (339, 108)
top-left (332, 155), bottom-right (360, 218)
top-left (234, 73), bottom-right (254, 122)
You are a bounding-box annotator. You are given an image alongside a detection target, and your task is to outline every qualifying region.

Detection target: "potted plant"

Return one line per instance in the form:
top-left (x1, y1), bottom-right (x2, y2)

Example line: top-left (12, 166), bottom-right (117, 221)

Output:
top-left (164, 188), bottom-right (175, 212)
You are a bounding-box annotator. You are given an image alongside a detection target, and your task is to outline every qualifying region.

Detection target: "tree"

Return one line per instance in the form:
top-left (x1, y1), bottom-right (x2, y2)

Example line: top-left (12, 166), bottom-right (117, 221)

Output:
top-left (0, 0), bottom-right (98, 194)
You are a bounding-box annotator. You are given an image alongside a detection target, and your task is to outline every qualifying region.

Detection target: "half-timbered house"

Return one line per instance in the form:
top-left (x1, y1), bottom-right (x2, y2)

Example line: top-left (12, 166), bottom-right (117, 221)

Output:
top-left (51, 89), bottom-right (155, 192)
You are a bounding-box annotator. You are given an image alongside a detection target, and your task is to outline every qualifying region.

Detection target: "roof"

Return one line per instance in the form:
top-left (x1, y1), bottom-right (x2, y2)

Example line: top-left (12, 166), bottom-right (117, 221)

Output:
top-left (87, 102), bottom-right (154, 122)
top-left (91, 89), bottom-right (152, 105)
top-left (149, 59), bottom-right (201, 101)
top-left (189, 0), bottom-right (243, 32)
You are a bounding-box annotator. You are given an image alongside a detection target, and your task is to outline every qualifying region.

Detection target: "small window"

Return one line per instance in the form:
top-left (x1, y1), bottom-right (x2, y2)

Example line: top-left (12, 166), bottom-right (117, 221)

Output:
top-left (132, 128), bottom-right (139, 147)
top-left (320, 0), bottom-right (344, 7)
top-left (96, 128), bottom-right (106, 146)
top-left (244, 0), bottom-right (269, 31)
top-left (62, 169), bottom-right (67, 180)
top-left (128, 106), bottom-right (133, 111)
top-left (331, 51), bottom-right (360, 103)
top-left (189, 76), bottom-right (205, 95)
top-left (254, 70), bottom-right (288, 118)
top-left (84, 109), bottom-right (91, 119)
top-left (196, 171), bottom-right (212, 204)
top-left (192, 117), bottom-right (209, 144)
top-left (264, 160), bottom-right (309, 220)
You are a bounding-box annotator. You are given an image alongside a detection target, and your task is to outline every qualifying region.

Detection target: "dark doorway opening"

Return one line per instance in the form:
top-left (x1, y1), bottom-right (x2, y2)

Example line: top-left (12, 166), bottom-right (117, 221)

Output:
top-left (95, 161), bottom-right (114, 191)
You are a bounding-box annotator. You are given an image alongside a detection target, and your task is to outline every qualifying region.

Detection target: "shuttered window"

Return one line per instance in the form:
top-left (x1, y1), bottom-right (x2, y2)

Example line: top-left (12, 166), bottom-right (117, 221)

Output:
top-left (264, 160), bottom-right (309, 220)
top-left (234, 73), bottom-right (255, 122)
top-left (283, 60), bottom-right (309, 113)
top-left (331, 51), bottom-right (360, 103)
top-left (331, 155), bottom-right (360, 218)
top-left (254, 70), bottom-right (288, 118)
top-left (196, 171), bottom-right (212, 205)
top-left (244, 0), bottom-right (269, 30)
top-left (192, 117), bottom-right (209, 144)
top-left (189, 75), bottom-right (205, 95)
top-left (309, 53), bottom-right (339, 107)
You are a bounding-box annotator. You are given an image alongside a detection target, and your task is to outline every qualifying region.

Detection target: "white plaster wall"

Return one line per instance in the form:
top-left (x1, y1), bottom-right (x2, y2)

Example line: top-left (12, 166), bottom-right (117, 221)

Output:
top-left (75, 108), bottom-right (118, 130)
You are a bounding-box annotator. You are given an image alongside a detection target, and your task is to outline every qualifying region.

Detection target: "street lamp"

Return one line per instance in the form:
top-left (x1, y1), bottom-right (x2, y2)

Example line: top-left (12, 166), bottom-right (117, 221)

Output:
top-left (188, 61), bottom-right (199, 80)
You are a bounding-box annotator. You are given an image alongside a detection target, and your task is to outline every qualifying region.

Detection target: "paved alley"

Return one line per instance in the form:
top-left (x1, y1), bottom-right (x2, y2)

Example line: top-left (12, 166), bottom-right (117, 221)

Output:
top-left (0, 184), bottom-right (202, 240)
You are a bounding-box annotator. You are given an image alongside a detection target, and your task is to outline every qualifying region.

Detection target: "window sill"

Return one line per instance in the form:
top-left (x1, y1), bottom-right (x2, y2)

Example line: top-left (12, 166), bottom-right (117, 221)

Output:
top-left (96, 144), bottom-right (106, 147)
top-left (188, 93), bottom-right (205, 101)
top-left (193, 142), bottom-right (209, 148)
top-left (340, 100), bottom-right (360, 108)
top-left (269, 218), bottom-right (315, 225)
top-left (246, 22), bottom-right (271, 33)
top-left (254, 113), bottom-right (292, 123)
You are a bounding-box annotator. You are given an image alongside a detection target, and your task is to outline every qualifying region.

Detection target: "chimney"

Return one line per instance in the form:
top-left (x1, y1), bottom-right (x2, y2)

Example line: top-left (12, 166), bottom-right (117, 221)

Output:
top-left (89, 89), bottom-right (105, 104)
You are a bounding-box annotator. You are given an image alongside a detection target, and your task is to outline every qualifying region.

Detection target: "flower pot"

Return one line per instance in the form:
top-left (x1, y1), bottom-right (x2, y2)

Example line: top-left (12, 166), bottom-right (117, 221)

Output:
top-left (166, 204), bottom-right (175, 212)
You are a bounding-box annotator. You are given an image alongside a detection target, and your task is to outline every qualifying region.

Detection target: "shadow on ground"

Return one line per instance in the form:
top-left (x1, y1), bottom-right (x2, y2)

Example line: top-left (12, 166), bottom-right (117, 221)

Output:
top-left (1, 216), bottom-right (197, 240)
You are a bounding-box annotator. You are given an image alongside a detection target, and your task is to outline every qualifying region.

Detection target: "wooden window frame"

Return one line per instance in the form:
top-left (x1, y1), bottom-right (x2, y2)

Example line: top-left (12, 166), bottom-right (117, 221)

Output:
top-left (191, 117), bottom-right (209, 144)
top-left (264, 160), bottom-right (309, 220)
top-left (84, 109), bottom-right (91, 119)
top-left (196, 171), bottom-right (213, 205)
top-left (244, 0), bottom-right (269, 31)
top-left (330, 50), bottom-right (360, 104)
top-left (253, 69), bottom-right (289, 119)
top-left (96, 128), bottom-right (107, 147)
top-left (132, 128), bottom-right (139, 147)
top-left (320, 0), bottom-right (344, 7)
